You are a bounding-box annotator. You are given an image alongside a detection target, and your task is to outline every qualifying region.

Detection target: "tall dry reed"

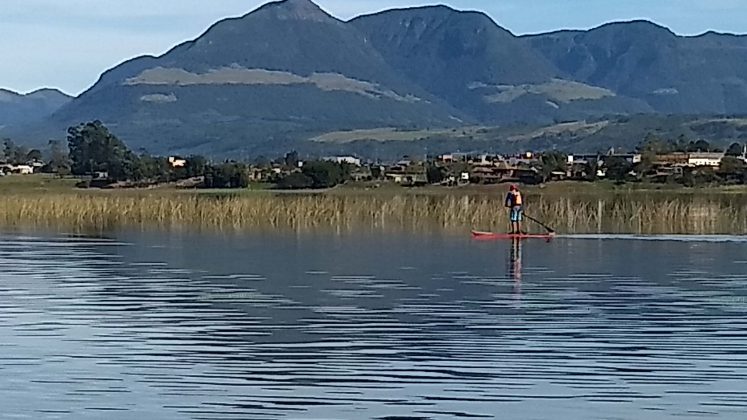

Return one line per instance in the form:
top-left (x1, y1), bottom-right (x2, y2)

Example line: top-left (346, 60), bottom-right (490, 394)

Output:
top-left (0, 191), bottom-right (744, 234)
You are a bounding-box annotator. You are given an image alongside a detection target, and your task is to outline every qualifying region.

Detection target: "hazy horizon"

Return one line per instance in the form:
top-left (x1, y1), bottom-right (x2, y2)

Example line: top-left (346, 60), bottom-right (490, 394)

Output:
top-left (3, 0), bottom-right (746, 96)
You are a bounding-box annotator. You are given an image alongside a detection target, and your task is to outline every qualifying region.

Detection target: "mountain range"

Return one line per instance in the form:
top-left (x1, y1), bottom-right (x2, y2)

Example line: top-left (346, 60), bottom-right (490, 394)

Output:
top-left (0, 88), bottom-right (71, 129)
top-left (3, 0), bottom-right (747, 157)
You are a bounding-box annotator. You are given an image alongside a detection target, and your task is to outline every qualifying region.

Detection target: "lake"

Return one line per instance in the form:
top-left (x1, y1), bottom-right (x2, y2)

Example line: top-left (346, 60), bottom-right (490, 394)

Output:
top-left (1, 230), bottom-right (746, 419)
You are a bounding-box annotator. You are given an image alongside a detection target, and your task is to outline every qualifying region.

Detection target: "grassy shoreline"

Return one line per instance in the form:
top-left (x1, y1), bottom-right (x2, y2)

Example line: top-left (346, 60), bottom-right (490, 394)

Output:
top-left (1, 175), bottom-right (745, 234)
top-left (4, 174), bottom-right (747, 194)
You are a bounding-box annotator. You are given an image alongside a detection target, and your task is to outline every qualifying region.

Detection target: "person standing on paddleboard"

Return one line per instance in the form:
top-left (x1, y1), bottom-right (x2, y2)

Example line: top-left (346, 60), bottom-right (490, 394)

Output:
top-left (505, 184), bottom-right (524, 234)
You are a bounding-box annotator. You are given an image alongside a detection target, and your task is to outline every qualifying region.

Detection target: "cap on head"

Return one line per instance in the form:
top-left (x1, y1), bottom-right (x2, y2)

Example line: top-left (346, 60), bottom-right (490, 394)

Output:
top-left (509, 184), bottom-right (518, 191)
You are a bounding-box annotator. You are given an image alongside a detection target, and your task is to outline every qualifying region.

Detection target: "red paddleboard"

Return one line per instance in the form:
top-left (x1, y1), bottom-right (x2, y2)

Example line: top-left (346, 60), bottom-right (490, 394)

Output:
top-left (471, 230), bottom-right (555, 241)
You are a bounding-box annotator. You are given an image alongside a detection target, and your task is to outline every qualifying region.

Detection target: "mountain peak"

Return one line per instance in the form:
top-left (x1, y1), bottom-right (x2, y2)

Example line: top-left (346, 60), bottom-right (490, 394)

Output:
top-left (592, 19), bottom-right (676, 37)
top-left (356, 4), bottom-right (486, 22)
top-left (255, 0), bottom-right (333, 22)
top-left (0, 88), bottom-right (21, 102)
top-left (352, 5), bottom-right (509, 38)
top-left (26, 88), bottom-right (72, 100)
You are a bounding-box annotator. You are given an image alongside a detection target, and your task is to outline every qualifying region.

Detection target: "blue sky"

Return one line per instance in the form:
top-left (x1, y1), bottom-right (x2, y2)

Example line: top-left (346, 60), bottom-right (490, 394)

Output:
top-left (3, 0), bottom-right (746, 96)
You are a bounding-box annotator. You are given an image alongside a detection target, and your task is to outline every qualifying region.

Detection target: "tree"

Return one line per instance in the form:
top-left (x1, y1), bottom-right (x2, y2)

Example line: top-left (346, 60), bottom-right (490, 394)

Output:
top-left (14, 145), bottom-right (29, 165)
top-left (639, 132), bottom-right (673, 154)
top-left (67, 121), bottom-right (136, 181)
top-left (719, 156), bottom-right (746, 175)
top-left (637, 148), bottom-right (657, 176)
top-left (284, 151), bottom-right (299, 168)
top-left (583, 160), bottom-right (599, 181)
top-left (277, 172), bottom-right (314, 189)
top-left (184, 155), bottom-right (208, 178)
top-left (539, 150), bottom-right (567, 181)
top-left (426, 163), bottom-right (446, 184)
top-left (44, 140), bottom-right (71, 175)
top-left (673, 134), bottom-right (689, 152)
top-left (252, 155), bottom-right (270, 167)
top-left (26, 149), bottom-right (43, 162)
top-left (130, 155), bottom-right (168, 181)
top-left (301, 161), bottom-right (350, 188)
top-left (2, 139), bottom-right (28, 164)
top-left (604, 156), bottom-right (633, 182)
top-left (3, 138), bottom-right (15, 162)
top-left (726, 142), bottom-right (744, 157)
top-left (687, 139), bottom-right (712, 153)
top-left (204, 163), bottom-right (249, 189)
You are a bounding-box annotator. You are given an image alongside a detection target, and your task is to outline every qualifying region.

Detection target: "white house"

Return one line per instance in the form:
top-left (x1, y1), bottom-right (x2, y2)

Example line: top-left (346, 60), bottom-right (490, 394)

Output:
top-left (325, 156), bottom-right (362, 166)
top-left (12, 165), bottom-right (34, 175)
top-left (439, 153), bottom-right (467, 163)
top-left (168, 156), bottom-right (187, 168)
top-left (688, 152), bottom-right (724, 167)
top-left (568, 153), bottom-right (641, 166)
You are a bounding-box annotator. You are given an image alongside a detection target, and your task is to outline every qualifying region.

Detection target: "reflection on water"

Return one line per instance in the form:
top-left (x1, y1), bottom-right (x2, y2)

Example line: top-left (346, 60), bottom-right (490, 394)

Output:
top-left (1, 230), bottom-right (746, 419)
top-left (509, 239), bottom-right (522, 298)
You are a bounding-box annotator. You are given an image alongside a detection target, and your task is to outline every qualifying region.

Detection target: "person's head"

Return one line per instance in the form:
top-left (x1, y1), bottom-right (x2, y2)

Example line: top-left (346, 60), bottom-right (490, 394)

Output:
top-left (509, 184), bottom-right (518, 192)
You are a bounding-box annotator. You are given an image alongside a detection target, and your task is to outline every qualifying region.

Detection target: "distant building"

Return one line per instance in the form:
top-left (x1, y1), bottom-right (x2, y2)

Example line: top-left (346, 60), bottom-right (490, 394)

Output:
top-left (688, 152), bottom-right (724, 167)
top-left (386, 172), bottom-right (427, 186)
top-left (350, 167), bottom-right (373, 182)
top-left (395, 159), bottom-right (413, 167)
top-left (439, 153), bottom-right (467, 163)
top-left (247, 167), bottom-right (267, 181)
top-left (567, 154), bottom-right (600, 165)
top-left (476, 154), bottom-right (503, 165)
top-left (384, 161), bottom-right (427, 186)
top-left (654, 153), bottom-right (689, 166)
top-left (324, 156), bottom-right (362, 166)
top-left (168, 156), bottom-right (187, 168)
top-left (568, 153), bottom-right (640, 166)
top-left (12, 165), bottom-right (34, 175)
top-left (605, 153), bottom-right (641, 164)
top-left (505, 152), bottom-right (541, 167)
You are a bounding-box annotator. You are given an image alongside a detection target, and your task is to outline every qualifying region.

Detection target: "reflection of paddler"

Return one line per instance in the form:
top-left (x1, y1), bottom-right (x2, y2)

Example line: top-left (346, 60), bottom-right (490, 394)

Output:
top-left (509, 238), bottom-right (522, 295)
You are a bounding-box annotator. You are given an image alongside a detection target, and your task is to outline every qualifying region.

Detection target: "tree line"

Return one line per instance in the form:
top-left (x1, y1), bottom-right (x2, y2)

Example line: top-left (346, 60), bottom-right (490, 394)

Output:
top-left (5, 120), bottom-right (355, 189)
top-left (588, 135), bottom-right (745, 186)
top-left (4, 122), bottom-right (746, 189)
top-left (64, 121), bottom-right (257, 188)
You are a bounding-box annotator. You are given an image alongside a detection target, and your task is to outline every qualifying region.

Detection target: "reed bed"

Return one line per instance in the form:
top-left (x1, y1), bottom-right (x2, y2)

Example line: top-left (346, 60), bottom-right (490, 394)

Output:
top-left (0, 191), bottom-right (745, 235)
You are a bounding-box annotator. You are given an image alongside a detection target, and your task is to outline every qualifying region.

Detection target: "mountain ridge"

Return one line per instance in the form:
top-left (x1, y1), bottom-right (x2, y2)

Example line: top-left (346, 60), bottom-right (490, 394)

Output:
top-left (3, 0), bottom-right (747, 157)
top-left (0, 88), bottom-right (72, 128)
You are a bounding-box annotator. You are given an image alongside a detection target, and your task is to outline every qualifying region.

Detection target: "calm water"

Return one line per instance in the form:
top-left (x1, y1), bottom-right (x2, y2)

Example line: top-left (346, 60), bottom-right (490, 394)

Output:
top-left (1, 230), bottom-right (746, 419)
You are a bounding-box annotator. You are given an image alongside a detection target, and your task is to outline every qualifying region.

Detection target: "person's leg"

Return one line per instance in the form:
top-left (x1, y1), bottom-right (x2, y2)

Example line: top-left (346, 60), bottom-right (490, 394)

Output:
top-left (510, 208), bottom-right (518, 233)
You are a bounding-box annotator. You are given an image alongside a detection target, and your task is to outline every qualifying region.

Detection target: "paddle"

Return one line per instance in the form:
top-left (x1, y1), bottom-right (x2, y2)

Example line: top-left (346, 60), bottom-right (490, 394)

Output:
top-left (523, 213), bottom-right (556, 234)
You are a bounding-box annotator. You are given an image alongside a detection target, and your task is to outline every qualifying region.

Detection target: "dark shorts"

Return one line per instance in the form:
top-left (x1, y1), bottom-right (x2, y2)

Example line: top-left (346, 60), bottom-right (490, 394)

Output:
top-left (510, 206), bottom-right (523, 222)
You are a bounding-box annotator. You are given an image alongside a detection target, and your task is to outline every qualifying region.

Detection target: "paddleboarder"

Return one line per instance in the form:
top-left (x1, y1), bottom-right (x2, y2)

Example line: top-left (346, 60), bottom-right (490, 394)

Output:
top-left (505, 184), bottom-right (524, 234)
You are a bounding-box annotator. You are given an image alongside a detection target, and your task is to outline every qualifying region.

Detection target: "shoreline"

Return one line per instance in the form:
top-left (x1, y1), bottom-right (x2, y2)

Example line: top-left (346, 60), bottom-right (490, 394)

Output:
top-left (3, 174), bottom-right (747, 196)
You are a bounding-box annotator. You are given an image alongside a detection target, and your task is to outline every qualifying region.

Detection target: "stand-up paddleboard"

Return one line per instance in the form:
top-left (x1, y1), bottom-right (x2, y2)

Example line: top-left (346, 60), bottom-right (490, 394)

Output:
top-left (471, 230), bottom-right (555, 240)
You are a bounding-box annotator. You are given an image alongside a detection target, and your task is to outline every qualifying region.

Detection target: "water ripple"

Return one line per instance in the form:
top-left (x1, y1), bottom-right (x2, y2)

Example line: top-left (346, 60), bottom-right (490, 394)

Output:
top-left (0, 231), bottom-right (745, 419)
